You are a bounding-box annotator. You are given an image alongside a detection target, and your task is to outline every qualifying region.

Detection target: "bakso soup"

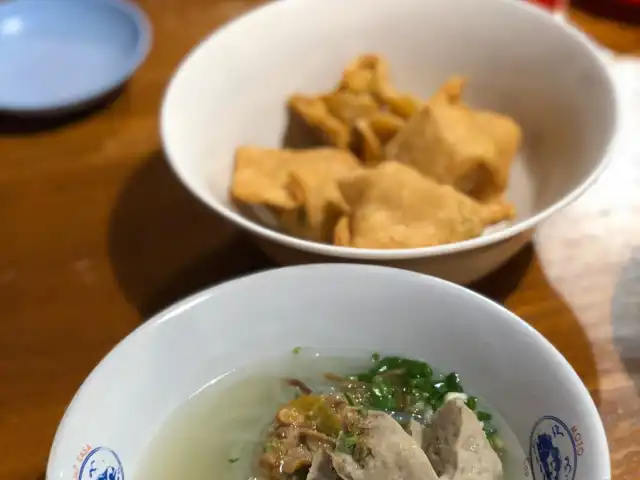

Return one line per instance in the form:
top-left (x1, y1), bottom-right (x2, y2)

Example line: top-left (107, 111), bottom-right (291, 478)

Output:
top-left (258, 355), bottom-right (503, 480)
top-left (136, 353), bottom-right (524, 480)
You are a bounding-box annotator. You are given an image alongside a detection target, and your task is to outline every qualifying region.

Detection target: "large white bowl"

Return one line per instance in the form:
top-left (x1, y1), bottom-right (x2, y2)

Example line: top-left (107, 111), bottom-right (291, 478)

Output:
top-left (46, 265), bottom-right (608, 480)
top-left (161, 0), bottom-right (617, 284)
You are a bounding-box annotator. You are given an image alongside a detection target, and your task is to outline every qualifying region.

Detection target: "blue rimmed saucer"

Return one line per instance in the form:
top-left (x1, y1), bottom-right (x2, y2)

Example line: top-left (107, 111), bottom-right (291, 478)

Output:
top-left (0, 0), bottom-right (151, 115)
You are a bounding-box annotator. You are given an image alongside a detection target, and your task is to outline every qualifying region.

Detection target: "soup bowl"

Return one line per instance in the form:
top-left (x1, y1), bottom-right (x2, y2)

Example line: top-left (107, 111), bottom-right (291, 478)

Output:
top-left (161, 0), bottom-right (617, 284)
top-left (47, 265), bottom-right (608, 480)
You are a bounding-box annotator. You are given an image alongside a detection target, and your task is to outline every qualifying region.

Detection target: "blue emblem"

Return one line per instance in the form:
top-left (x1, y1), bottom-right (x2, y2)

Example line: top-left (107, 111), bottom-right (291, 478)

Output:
top-left (529, 416), bottom-right (577, 480)
top-left (78, 447), bottom-right (124, 480)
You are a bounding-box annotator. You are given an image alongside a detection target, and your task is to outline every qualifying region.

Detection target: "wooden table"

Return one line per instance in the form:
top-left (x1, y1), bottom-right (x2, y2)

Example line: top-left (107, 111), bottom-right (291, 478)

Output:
top-left (1, 1), bottom-right (638, 479)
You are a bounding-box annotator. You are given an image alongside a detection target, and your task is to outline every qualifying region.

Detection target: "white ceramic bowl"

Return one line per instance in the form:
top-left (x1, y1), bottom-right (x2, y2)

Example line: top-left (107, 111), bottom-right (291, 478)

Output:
top-left (47, 265), bottom-right (608, 480)
top-left (161, 0), bottom-right (617, 284)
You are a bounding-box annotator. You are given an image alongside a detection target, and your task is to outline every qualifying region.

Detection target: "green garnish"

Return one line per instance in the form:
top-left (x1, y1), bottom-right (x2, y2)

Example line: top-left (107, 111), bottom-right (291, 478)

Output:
top-left (356, 372), bottom-right (375, 382)
top-left (336, 431), bottom-right (359, 454)
top-left (444, 372), bottom-right (464, 393)
top-left (369, 375), bottom-right (398, 410)
top-left (477, 410), bottom-right (493, 422)
top-left (227, 457), bottom-right (240, 464)
top-left (326, 354), bottom-right (501, 453)
top-left (292, 347), bottom-right (302, 355)
top-left (483, 424), bottom-right (498, 436)
top-left (488, 433), bottom-right (505, 452)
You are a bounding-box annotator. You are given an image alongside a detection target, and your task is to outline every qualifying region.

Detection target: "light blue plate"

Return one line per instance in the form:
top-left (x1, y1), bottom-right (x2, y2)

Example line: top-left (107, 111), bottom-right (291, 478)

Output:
top-left (0, 0), bottom-right (151, 114)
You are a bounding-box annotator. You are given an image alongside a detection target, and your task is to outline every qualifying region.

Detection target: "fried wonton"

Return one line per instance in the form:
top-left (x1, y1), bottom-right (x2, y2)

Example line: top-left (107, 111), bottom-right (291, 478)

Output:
top-left (282, 153), bottom-right (361, 242)
top-left (231, 146), bottom-right (301, 210)
top-left (334, 161), bottom-right (510, 249)
top-left (288, 95), bottom-right (352, 150)
top-left (385, 77), bottom-right (522, 203)
top-left (322, 90), bottom-right (380, 126)
top-left (231, 146), bottom-right (361, 242)
top-left (339, 54), bottom-right (422, 120)
top-left (288, 54), bottom-right (423, 155)
top-left (429, 75), bottom-right (467, 105)
top-left (354, 112), bottom-right (405, 165)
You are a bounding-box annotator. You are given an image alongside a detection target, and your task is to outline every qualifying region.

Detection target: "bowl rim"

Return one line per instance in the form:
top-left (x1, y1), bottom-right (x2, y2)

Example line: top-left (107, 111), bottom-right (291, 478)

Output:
top-left (0, 0), bottom-right (152, 113)
top-left (161, 0), bottom-right (619, 261)
top-left (47, 264), bottom-right (609, 479)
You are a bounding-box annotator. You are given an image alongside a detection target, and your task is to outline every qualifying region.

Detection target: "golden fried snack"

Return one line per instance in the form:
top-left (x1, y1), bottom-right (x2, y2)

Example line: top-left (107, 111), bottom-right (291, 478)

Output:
top-left (288, 54), bottom-right (423, 156)
top-left (231, 146), bottom-right (300, 210)
top-left (429, 75), bottom-right (467, 105)
top-left (289, 95), bottom-right (352, 149)
top-left (233, 57), bottom-right (523, 250)
top-left (354, 112), bottom-right (405, 165)
top-left (231, 146), bottom-right (360, 242)
top-left (334, 161), bottom-right (511, 249)
top-left (289, 91), bottom-right (381, 151)
top-left (282, 151), bottom-right (360, 242)
top-left (339, 54), bottom-right (422, 119)
top-left (339, 54), bottom-right (382, 93)
top-left (322, 90), bottom-right (380, 125)
top-left (482, 197), bottom-right (516, 225)
top-left (470, 110), bottom-right (521, 200)
top-left (385, 77), bottom-right (522, 202)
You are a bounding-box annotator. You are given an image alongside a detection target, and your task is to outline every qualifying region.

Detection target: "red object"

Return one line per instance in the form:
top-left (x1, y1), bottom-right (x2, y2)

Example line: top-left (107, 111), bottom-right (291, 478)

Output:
top-left (571, 0), bottom-right (640, 23)
top-left (528, 0), bottom-right (561, 9)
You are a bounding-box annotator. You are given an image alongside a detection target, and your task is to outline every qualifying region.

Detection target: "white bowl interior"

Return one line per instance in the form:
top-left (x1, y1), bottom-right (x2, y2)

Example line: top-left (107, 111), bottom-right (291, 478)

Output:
top-left (162, 0), bottom-right (615, 244)
top-left (48, 265), bottom-right (608, 480)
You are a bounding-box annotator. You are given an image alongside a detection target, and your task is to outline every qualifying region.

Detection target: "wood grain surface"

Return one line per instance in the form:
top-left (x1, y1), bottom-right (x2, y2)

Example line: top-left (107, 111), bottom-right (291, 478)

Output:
top-left (0, 1), bottom-right (638, 479)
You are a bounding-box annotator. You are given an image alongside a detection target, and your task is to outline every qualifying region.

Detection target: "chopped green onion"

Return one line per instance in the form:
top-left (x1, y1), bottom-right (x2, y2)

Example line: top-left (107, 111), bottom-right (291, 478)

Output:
top-left (406, 360), bottom-right (433, 379)
top-left (356, 372), bottom-right (375, 383)
top-left (432, 381), bottom-right (447, 393)
top-left (488, 433), bottom-right (504, 452)
top-left (367, 375), bottom-right (397, 410)
top-left (444, 372), bottom-right (464, 393)
top-left (337, 432), bottom-right (359, 454)
top-left (465, 396), bottom-right (478, 410)
top-left (292, 347), bottom-right (301, 354)
top-left (370, 356), bottom-right (403, 374)
top-left (371, 352), bottom-right (381, 363)
top-left (483, 423), bottom-right (497, 436)
top-left (227, 457), bottom-right (240, 464)
top-left (477, 410), bottom-right (493, 422)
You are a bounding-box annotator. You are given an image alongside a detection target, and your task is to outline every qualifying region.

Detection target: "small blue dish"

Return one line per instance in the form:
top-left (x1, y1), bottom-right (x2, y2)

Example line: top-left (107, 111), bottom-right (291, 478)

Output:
top-left (0, 0), bottom-right (151, 114)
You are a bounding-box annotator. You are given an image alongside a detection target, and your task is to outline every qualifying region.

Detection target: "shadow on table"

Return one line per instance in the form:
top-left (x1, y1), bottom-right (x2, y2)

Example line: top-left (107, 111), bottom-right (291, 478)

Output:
top-left (528, 249), bottom-right (602, 407)
top-left (469, 244), bottom-right (534, 303)
top-left (0, 87), bottom-right (125, 136)
top-left (611, 247), bottom-right (640, 394)
top-left (470, 243), bottom-right (601, 404)
top-left (108, 149), bottom-right (274, 319)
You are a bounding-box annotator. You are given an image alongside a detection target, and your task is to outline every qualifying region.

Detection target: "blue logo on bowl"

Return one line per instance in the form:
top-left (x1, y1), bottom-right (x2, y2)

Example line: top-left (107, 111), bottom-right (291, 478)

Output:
top-left (529, 416), bottom-right (577, 480)
top-left (78, 447), bottom-right (124, 480)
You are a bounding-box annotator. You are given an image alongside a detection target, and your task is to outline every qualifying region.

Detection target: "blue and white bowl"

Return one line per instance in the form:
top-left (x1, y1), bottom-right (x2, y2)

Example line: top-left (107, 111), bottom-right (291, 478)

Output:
top-left (46, 265), bottom-right (608, 480)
